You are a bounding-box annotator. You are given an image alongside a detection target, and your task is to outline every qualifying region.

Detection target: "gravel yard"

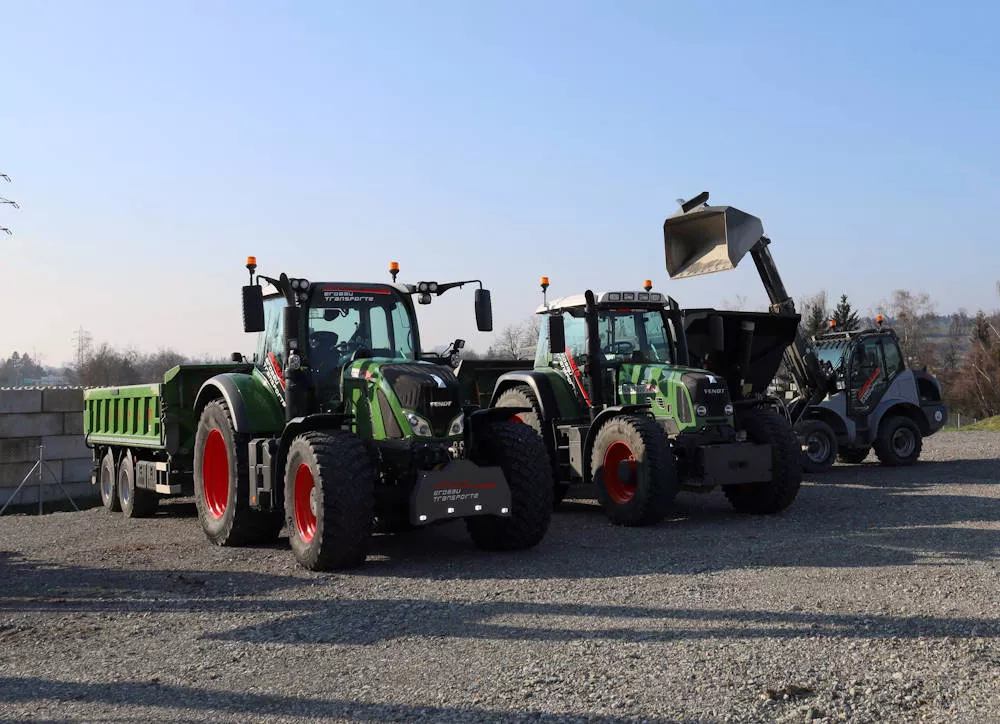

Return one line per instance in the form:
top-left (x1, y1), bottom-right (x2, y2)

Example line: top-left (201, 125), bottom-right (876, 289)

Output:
top-left (1, 431), bottom-right (998, 723)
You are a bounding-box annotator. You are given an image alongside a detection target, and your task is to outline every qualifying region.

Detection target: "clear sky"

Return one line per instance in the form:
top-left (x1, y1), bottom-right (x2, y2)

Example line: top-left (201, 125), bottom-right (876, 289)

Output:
top-left (2, 0), bottom-right (998, 366)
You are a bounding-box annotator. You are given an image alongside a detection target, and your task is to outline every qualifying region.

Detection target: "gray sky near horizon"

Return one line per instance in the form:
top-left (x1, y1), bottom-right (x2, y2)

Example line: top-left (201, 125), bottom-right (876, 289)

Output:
top-left (2, 1), bottom-right (998, 368)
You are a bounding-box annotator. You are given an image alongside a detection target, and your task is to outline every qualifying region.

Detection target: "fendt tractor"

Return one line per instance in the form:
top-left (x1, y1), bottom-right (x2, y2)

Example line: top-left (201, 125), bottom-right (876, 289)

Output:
top-left (83, 259), bottom-right (553, 570)
top-left (487, 278), bottom-right (803, 526)
top-left (663, 192), bottom-right (948, 472)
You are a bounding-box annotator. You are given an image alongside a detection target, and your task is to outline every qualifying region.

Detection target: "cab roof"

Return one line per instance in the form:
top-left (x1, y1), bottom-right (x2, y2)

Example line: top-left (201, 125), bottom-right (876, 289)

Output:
top-left (535, 290), bottom-right (670, 314)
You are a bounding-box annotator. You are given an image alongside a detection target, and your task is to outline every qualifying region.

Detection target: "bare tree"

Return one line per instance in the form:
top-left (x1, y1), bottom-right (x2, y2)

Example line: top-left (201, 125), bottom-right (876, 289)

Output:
top-left (486, 317), bottom-right (538, 360)
top-left (879, 289), bottom-right (938, 369)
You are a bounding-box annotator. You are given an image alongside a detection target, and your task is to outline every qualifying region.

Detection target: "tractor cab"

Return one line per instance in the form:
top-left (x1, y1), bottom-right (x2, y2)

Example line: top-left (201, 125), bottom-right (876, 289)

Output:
top-left (812, 327), bottom-right (908, 415)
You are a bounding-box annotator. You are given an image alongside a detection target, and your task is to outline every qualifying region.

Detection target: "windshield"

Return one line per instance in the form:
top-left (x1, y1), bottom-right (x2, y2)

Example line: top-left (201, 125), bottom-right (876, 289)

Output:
top-left (307, 287), bottom-right (417, 375)
top-left (596, 308), bottom-right (674, 363)
top-left (815, 341), bottom-right (847, 371)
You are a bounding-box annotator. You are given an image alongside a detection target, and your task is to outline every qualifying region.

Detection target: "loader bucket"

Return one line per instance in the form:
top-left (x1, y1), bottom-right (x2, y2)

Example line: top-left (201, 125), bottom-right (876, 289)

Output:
top-left (663, 204), bottom-right (765, 279)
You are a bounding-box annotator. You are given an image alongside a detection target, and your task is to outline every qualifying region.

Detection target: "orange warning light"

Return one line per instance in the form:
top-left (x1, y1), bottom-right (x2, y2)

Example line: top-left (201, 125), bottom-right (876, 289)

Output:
top-left (246, 256), bottom-right (257, 267)
top-left (643, 279), bottom-right (653, 292)
top-left (829, 319), bottom-right (837, 327)
top-left (390, 261), bottom-right (399, 272)
top-left (540, 276), bottom-right (550, 288)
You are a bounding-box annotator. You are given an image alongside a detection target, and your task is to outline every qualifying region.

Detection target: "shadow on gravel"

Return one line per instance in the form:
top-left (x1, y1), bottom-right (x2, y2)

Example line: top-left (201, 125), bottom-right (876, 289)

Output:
top-left (0, 676), bottom-right (651, 723)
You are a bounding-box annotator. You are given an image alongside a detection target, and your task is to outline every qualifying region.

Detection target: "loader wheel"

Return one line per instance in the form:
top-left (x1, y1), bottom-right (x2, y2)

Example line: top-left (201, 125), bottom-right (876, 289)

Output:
top-left (795, 419), bottom-right (838, 474)
top-left (838, 447), bottom-right (871, 464)
top-left (194, 399), bottom-right (281, 546)
top-left (590, 415), bottom-right (677, 526)
top-left (117, 451), bottom-right (158, 518)
top-left (873, 416), bottom-right (922, 467)
top-left (284, 431), bottom-right (375, 570)
top-left (495, 385), bottom-right (568, 508)
top-left (99, 449), bottom-right (121, 512)
top-left (466, 421), bottom-right (553, 551)
top-left (725, 408), bottom-right (802, 514)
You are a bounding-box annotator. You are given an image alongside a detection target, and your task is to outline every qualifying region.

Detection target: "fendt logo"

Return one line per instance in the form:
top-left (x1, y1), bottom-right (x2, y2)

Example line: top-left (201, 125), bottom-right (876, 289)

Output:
top-left (704, 388), bottom-right (727, 395)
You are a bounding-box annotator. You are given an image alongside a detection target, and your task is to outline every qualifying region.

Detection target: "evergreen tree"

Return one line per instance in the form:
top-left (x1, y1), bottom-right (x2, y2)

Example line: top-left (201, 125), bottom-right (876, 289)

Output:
top-left (832, 294), bottom-right (861, 331)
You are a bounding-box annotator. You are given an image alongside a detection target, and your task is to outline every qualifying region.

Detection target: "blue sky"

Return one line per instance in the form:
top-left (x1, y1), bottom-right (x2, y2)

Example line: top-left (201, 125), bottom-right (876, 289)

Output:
top-left (2, 1), bottom-right (998, 365)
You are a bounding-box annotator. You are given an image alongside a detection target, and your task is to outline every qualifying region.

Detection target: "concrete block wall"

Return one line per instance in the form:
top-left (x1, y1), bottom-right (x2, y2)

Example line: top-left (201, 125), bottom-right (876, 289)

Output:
top-left (0, 387), bottom-right (95, 508)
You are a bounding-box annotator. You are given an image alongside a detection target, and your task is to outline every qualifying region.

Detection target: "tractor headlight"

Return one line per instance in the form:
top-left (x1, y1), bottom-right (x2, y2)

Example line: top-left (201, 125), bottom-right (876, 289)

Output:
top-left (404, 411), bottom-right (433, 437)
top-left (695, 404), bottom-right (708, 417)
top-left (607, 293), bottom-right (621, 301)
top-left (447, 413), bottom-right (464, 436)
top-left (724, 403), bottom-right (734, 416)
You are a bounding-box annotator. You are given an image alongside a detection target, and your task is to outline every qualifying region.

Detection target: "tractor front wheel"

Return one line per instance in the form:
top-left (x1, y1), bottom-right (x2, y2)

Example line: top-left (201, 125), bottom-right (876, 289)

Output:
top-left (284, 431), bottom-right (375, 570)
top-left (466, 421), bottom-right (553, 551)
top-left (495, 385), bottom-right (568, 507)
top-left (590, 415), bottom-right (678, 526)
top-left (795, 419), bottom-right (839, 474)
top-left (725, 408), bottom-right (802, 514)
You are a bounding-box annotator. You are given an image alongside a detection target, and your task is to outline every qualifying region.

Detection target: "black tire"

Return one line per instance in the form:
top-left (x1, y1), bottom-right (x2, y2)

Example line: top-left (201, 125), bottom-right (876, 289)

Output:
top-left (99, 449), bottom-right (120, 512)
top-left (495, 385), bottom-right (569, 508)
top-left (795, 419), bottom-right (839, 474)
top-left (466, 421), bottom-right (553, 551)
top-left (590, 414), bottom-right (678, 526)
top-left (724, 408), bottom-right (802, 514)
top-left (873, 416), bottom-right (922, 466)
top-left (284, 431), bottom-right (375, 570)
top-left (194, 399), bottom-right (281, 546)
top-left (117, 451), bottom-right (158, 518)
top-left (838, 447), bottom-right (871, 465)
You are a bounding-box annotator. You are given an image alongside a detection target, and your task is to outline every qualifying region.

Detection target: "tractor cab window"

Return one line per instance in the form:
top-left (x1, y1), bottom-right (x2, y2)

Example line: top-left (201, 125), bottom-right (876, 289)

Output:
top-left (560, 310), bottom-right (588, 360)
top-left (256, 295), bottom-right (286, 372)
top-left (596, 308), bottom-right (673, 364)
top-left (850, 337), bottom-right (888, 409)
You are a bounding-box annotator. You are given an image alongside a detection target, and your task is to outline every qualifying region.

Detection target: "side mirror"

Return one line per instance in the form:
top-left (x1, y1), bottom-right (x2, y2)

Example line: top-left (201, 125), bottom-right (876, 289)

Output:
top-left (454, 338), bottom-right (466, 350)
top-left (475, 289), bottom-right (493, 332)
top-left (549, 315), bottom-right (565, 354)
top-left (709, 314), bottom-right (725, 352)
top-left (242, 285), bottom-right (265, 333)
top-left (231, 352), bottom-right (244, 363)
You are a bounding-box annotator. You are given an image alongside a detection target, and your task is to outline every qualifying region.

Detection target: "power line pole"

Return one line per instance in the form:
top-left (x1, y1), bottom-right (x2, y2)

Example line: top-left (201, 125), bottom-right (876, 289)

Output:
top-left (73, 327), bottom-right (92, 368)
top-left (0, 172), bottom-right (16, 236)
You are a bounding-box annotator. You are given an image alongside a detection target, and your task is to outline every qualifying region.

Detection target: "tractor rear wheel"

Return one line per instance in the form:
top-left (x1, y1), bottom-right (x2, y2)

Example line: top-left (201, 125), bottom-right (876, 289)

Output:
top-left (873, 416), bottom-right (922, 466)
top-left (466, 421), bottom-right (553, 551)
top-left (194, 399), bottom-right (281, 546)
top-left (99, 449), bottom-right (120, 512)
top-left (284, 431), bottom-right (375, 570)
top-left (795, 419), bottom-right (838, 474)
top-left (590, 415), bottom-right (678, 526)
top-left (725, 408), bottom-right (802, 514)
top-left (117, 451), bottom-right (158, 518)
top-left (838, 447), bottom-right (871, 464)
top-left (495, 385), bottom-right (569, 507)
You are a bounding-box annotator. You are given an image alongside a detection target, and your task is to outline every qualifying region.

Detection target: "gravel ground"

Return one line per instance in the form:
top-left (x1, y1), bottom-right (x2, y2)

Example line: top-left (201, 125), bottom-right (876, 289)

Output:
top-left (1, 431), bottom-right (998, 723)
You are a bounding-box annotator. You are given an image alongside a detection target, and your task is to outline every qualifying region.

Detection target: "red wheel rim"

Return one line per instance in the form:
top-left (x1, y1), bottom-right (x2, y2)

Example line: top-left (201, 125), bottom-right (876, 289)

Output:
top-left (294, 463), bottom-right (317, 543)
top-left (603, 440), bottom-right (637, 504)
top-left (509, 413), bottom-right (524, 423)
top-left (202, 429), bottom-right (229, 519)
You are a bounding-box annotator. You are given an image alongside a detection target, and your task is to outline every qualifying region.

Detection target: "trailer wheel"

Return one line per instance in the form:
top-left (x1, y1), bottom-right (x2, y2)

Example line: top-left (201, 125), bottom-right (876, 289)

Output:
top-left (590, 415), bottom-right (677, 526)
top-left (466, 421), bottom-right (553, 551)
top-left (284, 431), bottom-right (375, 570)
top-left (117, 451), bottom-right (158, 518)
top-left (838, 446), bottom-right (871, 464)
top-left (194, 399), bottom-right (279, 546)
top-left (873, 416), bottom-right (922, 467)
top-left (794, 419), bottom-right (839, 474)
top-left (495, 385), bottom-right (568, 507)
top-left (99, 449), bottom-right (121, 512)
top-left (725, 408), bottom-right (802, 514)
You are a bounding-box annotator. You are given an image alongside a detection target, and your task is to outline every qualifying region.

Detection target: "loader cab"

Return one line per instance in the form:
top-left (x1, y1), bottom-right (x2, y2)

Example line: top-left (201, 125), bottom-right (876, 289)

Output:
top-left (813, 330), bottom-right (906, 413)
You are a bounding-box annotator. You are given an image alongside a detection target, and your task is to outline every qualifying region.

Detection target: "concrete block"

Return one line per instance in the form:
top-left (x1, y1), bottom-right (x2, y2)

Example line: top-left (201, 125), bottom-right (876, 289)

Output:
top-left (0, 389), bottom-right (43, 414)
top-left (63, 413), bottom-right (84, 436)
top-left (40, 435), bottom-right (90, 461)
top-left (0, 413), bottom-right (64, 439)
top-left (0, 460), bottom-right (62, 487)
top-left (42, 388), bottom-right (84, 412)
top-left (63, 458), bottom-right (96, 484)
top-left (0, 437), bottom-right (43, 464)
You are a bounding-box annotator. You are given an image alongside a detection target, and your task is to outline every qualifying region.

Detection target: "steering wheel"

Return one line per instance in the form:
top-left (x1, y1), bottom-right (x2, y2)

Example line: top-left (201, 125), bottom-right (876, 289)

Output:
top-left (604, 341), bottom-right (635, 356)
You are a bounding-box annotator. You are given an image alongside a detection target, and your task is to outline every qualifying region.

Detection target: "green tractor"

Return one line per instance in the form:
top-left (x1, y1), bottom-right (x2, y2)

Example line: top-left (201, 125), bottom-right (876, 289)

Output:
top-left (84, 259), bottom-right (552, 570)
top-left (489, 280), bottom-right (803, 525)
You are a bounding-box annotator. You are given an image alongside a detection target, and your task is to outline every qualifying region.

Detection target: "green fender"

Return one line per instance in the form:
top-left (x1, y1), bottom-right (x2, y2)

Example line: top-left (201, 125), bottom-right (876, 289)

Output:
top-left (194, 370), bottom-right (285, 435)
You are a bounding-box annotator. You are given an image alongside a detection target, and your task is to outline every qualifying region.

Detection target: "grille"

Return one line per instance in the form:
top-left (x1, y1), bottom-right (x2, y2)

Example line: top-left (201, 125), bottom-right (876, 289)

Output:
top-left (381, 363), bottom-right (461, 436)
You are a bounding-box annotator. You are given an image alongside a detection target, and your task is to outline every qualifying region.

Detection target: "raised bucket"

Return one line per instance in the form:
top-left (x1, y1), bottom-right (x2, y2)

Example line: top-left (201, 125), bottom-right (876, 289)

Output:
top-left (663, 198), bottom-right (765, 279)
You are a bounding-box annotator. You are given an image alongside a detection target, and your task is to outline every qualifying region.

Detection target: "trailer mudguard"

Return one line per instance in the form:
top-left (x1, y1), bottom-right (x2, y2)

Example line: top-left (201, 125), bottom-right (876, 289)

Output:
top-left (194, 372), bottom-right (285, 435)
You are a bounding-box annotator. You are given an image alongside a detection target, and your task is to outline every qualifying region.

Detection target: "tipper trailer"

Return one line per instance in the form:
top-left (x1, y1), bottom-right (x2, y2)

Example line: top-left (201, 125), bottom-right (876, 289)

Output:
top-left (84, 259), bottom-right (553, 570)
